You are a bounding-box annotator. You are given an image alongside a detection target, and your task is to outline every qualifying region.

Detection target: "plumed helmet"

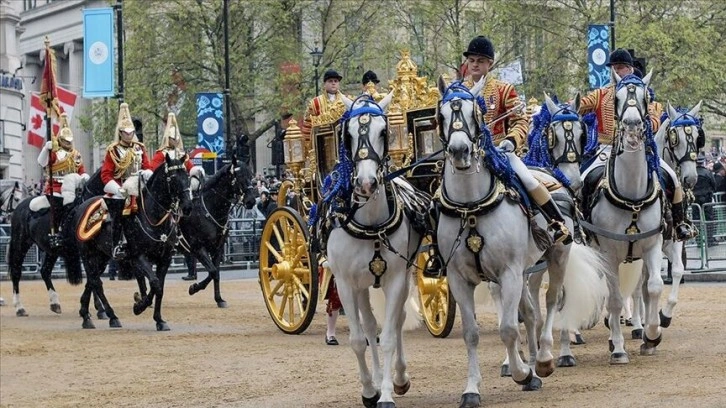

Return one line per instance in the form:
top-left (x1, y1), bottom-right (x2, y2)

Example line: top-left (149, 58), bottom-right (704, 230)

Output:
top-left (56, 112), bottom-right (73, 142)
top-left (361, 70), bottom-right (380, 85)
top-left (161, 113), bottom-right (184, 151)
top-left (323, 69), bottom-right (342, 82)
top-left (463, 36), bottom-right (495, 60)
top-left (116, 102), bottom-right (135, 133)
top-left (606, 48), bottom-right (633, 67)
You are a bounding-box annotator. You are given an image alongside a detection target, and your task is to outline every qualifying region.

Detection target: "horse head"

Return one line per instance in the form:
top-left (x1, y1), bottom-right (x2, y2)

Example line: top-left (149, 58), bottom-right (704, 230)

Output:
top-left (341, 92), bottom-right (393, 197)
top-left (436, 75), bottom-right (485, 170)
top-left (230, 155), bottom-right (257, 209)
top-left (148, 153), bottom-right (193, 216)
top-left (660, 101), bottom-right (702, 189)
top-left (543, 93), bottom-right (586, 191)
top-left (613, 70), bottom-right (653, 152)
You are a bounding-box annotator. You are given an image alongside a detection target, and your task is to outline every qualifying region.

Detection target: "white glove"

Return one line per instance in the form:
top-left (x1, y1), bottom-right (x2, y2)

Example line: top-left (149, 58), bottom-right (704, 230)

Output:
top-left (37, 145), bottom-right (51, 167)
top-left (81, 173), bottom-right (90, 182)
top-left (499, 139), bottom-right (515, 153)
top-left (140, 169), bottom-right (154, 181)
top-left (104, 180), bottom-right (122, 197)
top-left (45, 141), bottom-right (54, 150)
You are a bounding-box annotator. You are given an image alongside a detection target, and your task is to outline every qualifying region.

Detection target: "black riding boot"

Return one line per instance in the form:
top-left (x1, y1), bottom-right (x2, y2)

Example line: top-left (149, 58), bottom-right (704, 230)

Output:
top-left (104, 198), bottom-right (127, 260)
top-left (671, 201), bottom-right (697, 242)
top-left (539, 199), bottom-right (573, 245)
top-left (182, 254), bottom-right (197, 281)
top-left (47, 195), bottom-right (65, 249)
top-left (423, 204), bottom-right (445, 278)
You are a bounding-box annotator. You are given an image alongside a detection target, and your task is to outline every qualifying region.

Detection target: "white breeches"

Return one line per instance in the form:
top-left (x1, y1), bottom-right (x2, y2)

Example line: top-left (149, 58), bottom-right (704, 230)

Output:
top-left (506, 152), bottom-right (540, 191)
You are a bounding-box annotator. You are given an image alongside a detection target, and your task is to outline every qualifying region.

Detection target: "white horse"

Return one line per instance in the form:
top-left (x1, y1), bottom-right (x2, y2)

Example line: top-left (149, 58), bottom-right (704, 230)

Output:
top-left (581, 71), bottom-right (665, 364)
top-left (435, 78), bottom-right (608, 407)
top-left (521, 94), bottom-right (609, 369)
top-left (632, 101), bottom-right (701, 333)
top-left (323, 93), bottom-right (423, 408)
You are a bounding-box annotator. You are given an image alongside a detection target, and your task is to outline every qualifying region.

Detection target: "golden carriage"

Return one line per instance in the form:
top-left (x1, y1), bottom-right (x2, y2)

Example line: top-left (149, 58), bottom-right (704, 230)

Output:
top-left (258, 51), bottom-right (456, 337)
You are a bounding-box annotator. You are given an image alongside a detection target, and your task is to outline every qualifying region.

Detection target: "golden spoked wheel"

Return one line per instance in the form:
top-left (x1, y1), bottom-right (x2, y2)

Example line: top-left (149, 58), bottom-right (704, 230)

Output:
top-left (259, 207), bottom-right (318, 334)
top-left (416, 237), bottom-right (456, 338)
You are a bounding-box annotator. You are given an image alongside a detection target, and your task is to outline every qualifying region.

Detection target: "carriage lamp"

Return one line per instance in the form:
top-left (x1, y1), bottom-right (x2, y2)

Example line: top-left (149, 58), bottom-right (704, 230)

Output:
top-left (283, 119), bottom-right (305, 176)
top-left (387, 106), bottom-right (409, 169)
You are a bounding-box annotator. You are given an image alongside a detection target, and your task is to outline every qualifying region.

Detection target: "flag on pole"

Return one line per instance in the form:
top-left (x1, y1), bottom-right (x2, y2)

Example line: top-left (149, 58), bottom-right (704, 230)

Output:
top-left (39, 37), bottom-right (61, 117)
top-left (27, 86), bottom-right (78, 148)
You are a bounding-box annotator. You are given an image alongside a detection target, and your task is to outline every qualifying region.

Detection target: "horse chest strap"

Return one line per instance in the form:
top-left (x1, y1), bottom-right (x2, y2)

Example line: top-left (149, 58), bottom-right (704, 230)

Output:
top-left (465, 215), bottom-right (484, 254)
top-left (369, 239), bottom-right (387, 289)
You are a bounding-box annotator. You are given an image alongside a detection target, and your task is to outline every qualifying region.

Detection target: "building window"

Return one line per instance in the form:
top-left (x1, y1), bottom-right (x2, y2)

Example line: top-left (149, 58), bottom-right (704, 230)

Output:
top-left (24, 0), bottom-right (55, 11)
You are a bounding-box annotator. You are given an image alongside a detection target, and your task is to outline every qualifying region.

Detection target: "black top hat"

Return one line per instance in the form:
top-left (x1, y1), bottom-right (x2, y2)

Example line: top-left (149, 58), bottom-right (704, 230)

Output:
top-left (361, 70), bottom-right (380, 85)
top-left (463, 36), bottom-right (495, 60)
top-left (606, 48), bottom-right (633, 67)
top-left (633, 67), bottom-right (643, 79)
top-left (323, 69), bottom-right (343, 82)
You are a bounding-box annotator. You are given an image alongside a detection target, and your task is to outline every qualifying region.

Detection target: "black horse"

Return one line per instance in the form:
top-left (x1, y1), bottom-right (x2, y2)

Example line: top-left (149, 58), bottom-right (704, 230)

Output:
top-left (7, 175), bottom-right (86, 317)
top-left (179, 157), bottom-right (256, 307)
top-left (71, 154), bottom-right (192, 330)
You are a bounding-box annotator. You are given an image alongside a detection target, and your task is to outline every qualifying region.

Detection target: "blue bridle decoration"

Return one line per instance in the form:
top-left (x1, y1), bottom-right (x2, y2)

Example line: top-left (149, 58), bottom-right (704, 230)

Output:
top-left (522, 100), bottom-right (577, 188)
top-left (582, 112), bottom-right (599, 158)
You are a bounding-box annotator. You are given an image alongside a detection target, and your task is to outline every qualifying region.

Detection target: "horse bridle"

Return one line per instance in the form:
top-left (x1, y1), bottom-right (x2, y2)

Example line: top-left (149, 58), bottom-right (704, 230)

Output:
top-left (547, 108), bottom-right (585, 165)
top-left (615, 81), bottom-right (648, 137)
top-left (666, 114), bottom-right (699, 166)
top-left (437, 84), bottom-right (483, 167)
top-left (343, 97), bottom-right (388, 183)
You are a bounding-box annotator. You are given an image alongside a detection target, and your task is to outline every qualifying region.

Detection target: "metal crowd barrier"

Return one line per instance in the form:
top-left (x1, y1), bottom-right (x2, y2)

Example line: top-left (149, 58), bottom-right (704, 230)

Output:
top-left (0, 218), bottom-right (265, 279)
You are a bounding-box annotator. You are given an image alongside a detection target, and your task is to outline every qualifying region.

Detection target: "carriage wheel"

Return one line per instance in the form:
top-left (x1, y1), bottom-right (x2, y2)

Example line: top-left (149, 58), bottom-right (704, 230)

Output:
top-left (415, 236), bottom-right (456, 338)
top-left (258, 207), bottom-right (319, 334)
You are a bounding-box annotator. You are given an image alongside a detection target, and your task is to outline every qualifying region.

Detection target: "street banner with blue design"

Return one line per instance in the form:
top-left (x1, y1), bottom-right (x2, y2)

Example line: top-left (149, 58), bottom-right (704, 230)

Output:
top-left (196, 92), bottom-right (225, 156)
top-left (587, 24), bottom-right (610, 89)
top-left (82, 8), bottom-right (115, 98)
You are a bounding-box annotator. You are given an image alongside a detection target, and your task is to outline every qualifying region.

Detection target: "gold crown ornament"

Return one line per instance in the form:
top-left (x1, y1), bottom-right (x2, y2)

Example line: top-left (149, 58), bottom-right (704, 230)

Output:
top-left (56, 112), bottom-right (73, 142)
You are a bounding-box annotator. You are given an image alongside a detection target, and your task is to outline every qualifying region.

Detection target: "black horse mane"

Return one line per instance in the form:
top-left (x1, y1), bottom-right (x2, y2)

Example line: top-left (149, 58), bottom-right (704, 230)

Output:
top-left (201, 163), bottom-right (233, 193)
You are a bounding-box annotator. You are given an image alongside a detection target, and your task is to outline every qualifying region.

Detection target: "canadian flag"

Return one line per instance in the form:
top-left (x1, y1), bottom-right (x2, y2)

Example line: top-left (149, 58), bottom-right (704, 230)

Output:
top-left (27, 85), bottom-right (78, 148)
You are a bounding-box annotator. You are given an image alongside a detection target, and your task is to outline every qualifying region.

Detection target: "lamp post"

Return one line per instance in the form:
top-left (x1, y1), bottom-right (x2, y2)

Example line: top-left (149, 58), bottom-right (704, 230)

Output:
top-left (310, 46), bottom-right (323, 96)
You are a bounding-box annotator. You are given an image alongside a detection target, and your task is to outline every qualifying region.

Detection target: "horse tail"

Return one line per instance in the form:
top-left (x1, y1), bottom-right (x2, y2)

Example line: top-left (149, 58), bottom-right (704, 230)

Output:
top-left (554, 243), bottom-right (609, 331)
top-left (618, 259), bottom-right (643, 299)
top-left (369, 274), bottom-right (422, 332)
top-left (61, 208), bottom-right (84, 285)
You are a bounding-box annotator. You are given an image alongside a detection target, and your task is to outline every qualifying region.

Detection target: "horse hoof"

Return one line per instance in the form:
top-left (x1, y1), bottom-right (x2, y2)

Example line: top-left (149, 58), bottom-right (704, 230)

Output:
top-left (521, 376), bottom-right (542, 391)
top-left (156, 321), bottom-right (171, 331)
top-left (133, 303), bottom-right (144, 316)
top-left (608, 340), bottom-right (614, 353)
top-left (603, 316), bottom-right (610, 329)
top-left (216, 300), bottom-right (228, 308)
top-left (556, 355), bottom-right (577, 367)
top-left (500, 364), bottom-right (511, 377)
top-left (535, 360), bottom-right (555, 378)
top-left (16, 308), bottom-right (28, 317)
top-left (642, 333), bottom-right (662, 352)
top-left (133, 292), bottom-right (141, 303)
top-left (458, 393), bottom-right (481, 408)
top-left (362, 391), bottom-right (381, 408)
top-left (97, 311), bottom-right (109, 320)
top-left (513, 368), bottom-right (533, 386)
top-left (631, 329), bottom-right (643, 339)
top-left (82, 319), bottom-right (96, 329)
top-left (376, 402), bottom-right (396, 408)
top-left (609, 352), bottom-right (630, 365)
top-left (659, 310), bottom-right (672, 328)
top-left (109, 317), bottom-right (122, 328)
top-left (573, 333), bottom-right (586, 345)
top-left (640, 343), bottom-right (657, 356)
top-left (393, 380), bottom-right (410, 396)
top-left (50, 304), bottom-right (62, 314)
top-left (188, 284), bottom-right (197, 296)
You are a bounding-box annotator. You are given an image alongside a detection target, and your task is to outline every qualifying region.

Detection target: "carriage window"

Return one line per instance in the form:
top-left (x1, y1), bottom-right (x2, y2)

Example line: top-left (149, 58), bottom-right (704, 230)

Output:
top-left (412, 117), bottom-right (439, 156)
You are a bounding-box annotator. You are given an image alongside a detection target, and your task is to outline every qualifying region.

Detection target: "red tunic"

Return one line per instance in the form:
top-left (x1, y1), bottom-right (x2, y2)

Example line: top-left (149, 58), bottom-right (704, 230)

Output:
top-left (101, 141), bottom-right (152, 186)
top-left (43, 149), bottom-right (86, 194)
top-left (150, 150), bottom-right (193, 173)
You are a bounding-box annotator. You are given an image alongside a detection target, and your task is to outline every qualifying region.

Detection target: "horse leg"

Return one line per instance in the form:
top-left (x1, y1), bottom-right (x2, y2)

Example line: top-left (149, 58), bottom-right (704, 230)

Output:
top-left (357, 290), bottom-right (381, 386)
top-left (132, 258), bottom-right (155, 316)
top-left (605, 258), bottom-right (628, 364)
top-left (211, 249), bottom-right (226, 307)
top-left (527, 271), bottom-right (545, 340)
top-left (152, 261), bottom-right (171, 331)
top-left (133, 268), bottom-right (148, 304)
top-left (379, 271), bottom-right (410, 405)
top-left (499, 267), bottom-right (540, 390)
top-left (630, 275), bottom-right (645, 339)
top-left (448, 272), bottom-right (482, 407)
top-left (489, 282), bottom-right (511, 377)
top-left (641, 249), bottom-right (664, 355)
top-left (93, 291), bottom-right (108, 320)
top-left (518, 282), bottom-right (542, 390)
top-left (337, 280), bottom-right (378, 407)
top-left (91, 280), bottom-right (122, 328)
top-left (556, 329), bottom-right (577, 367)
top-left (535, 252), bottom-right (568, 379)
top-left (660, 240), bottom-right (683, 328)
top-left (79, 280), bottom-right (95, 329)
top-left (9, 240), bottom-right (33, 317)
top-left (39, 253), bottom-right (62, 314)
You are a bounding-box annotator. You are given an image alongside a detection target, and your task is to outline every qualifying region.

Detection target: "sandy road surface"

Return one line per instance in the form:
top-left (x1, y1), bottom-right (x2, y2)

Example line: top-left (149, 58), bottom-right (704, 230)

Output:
top-left (1, 277), bottom-right (725, 408)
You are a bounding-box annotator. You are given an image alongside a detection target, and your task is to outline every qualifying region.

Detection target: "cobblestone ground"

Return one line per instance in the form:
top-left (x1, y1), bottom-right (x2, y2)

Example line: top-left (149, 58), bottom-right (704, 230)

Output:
top-left (1, 278), bottom-right (725, 408)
